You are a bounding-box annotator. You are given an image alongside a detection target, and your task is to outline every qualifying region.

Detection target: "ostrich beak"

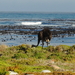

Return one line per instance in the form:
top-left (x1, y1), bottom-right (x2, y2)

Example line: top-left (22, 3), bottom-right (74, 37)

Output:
top-left (46, 39), bottom-right (50, 47)
top-left (46, 39), bottom-right (50, 43)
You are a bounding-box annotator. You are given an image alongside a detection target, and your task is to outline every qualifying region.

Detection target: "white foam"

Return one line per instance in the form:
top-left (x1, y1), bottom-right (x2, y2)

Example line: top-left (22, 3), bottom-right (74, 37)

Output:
top-left (41, 24), bottom-right (64, 27)
top-left (72, 24), bottom-right (75, 27)
top-left (21, 22), bottom-right (42, 25)
top-left (16, 21), bottom-right (69, 27)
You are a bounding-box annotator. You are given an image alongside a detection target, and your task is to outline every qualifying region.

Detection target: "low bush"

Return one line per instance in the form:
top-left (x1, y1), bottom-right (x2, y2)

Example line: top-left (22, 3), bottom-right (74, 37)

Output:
top-left (0, 44), bottom-right (75, 74)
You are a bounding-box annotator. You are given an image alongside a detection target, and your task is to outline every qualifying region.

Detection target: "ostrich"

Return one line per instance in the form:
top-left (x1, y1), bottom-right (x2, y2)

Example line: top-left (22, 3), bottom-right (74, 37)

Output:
top-left (37, 28), bottom-right (52, 48)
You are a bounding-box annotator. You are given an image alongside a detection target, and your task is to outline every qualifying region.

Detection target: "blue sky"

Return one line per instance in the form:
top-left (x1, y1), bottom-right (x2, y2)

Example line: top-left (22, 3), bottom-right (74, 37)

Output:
top-left (0, 0), bottom-right (75, 12)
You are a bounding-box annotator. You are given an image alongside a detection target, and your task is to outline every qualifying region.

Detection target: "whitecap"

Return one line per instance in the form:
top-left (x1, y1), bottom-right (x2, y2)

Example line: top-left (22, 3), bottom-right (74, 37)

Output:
top-left (21, 22), bottom-right (42, 25)
top-left (72, 24), bottom-right (75, 27)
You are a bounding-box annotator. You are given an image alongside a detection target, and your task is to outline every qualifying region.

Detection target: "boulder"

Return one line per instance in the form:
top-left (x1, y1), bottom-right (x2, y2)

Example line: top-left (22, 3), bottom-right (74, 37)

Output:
top-left (50, 64), bottom-right (61, 71)
top-left (9, 71), bottom-right (18, 75)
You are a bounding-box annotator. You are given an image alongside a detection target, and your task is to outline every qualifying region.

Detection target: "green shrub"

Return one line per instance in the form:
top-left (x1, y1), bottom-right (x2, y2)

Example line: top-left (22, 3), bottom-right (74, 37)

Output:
top-left (26, 47), bottom-right (48, 59)
top-left (48, 46), bottom-right (55, 52)
top-left (12, 53), bottom-right (27, 59)
top-left (68, 45), bottom-right (75, 54)
top-left (0, 66), bottom-right (7, 75)
top-left (9, 44), bottom-right (29, 52)
top-left (0, 44), bottom-right (75, 73)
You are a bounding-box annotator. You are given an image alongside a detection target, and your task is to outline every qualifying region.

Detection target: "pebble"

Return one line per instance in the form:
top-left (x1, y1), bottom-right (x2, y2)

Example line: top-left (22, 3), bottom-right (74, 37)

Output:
top-left (41, 70), bottom-right (51, 73)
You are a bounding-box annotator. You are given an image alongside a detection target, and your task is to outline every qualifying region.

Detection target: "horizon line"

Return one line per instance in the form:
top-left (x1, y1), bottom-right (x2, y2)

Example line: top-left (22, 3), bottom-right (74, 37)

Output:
top-left (0, 11), bottom-right (75, 13)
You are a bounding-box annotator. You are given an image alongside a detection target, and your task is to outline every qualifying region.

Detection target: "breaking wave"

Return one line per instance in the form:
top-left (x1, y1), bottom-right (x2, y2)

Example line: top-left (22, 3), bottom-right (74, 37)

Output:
top-left (0, 18), bottom-right (75, 28)
top-left (21, 22), bottom-right (42, 25)
top-left (72, 24), bottom-right (75, 27)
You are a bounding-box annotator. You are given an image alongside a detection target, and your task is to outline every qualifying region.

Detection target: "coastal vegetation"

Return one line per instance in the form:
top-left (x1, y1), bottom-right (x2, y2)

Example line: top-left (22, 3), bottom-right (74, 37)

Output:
top-left (0, 44), bottom-right (75, 74)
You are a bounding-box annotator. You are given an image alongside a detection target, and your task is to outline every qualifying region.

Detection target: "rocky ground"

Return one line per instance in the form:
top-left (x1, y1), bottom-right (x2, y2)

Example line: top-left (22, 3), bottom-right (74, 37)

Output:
top-left (0, 25), bottom-right (75, 45)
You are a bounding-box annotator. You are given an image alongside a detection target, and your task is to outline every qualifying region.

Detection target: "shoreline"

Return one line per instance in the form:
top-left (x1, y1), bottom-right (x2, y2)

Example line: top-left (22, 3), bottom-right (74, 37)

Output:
top-left (0, 25), bottom-right (75, 46)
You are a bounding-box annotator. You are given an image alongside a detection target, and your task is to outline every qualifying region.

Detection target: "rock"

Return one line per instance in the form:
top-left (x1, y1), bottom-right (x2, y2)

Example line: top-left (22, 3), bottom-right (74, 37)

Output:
top-left (48, 59), bottom-right (55, 64)
top-left (25, 73), bottom-right (34, 75)
top-left (31, 44), bottom-right (37, 47)
top-left (41, 70), bottom-right (51, 73)
top-left (50, 64), bottom-right (61, 70)
top-left (26, 44), bottom-right (32, 48)
top-left (9, 71), bottom-right (18, 75)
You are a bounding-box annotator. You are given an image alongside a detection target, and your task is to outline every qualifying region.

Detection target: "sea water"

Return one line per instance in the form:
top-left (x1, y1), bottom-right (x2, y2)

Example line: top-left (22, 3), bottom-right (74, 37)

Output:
top-left (0, 12), bottom-right (75, 46)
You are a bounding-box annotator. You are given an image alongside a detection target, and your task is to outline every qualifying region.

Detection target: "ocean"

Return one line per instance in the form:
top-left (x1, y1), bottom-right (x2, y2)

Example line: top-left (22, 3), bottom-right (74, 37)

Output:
top-left (0, 12), bottom-right (75, 46)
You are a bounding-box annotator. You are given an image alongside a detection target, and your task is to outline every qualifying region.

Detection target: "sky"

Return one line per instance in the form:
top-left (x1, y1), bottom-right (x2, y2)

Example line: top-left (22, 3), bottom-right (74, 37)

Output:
top-left (0, 0), bottom-right (75, 12)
